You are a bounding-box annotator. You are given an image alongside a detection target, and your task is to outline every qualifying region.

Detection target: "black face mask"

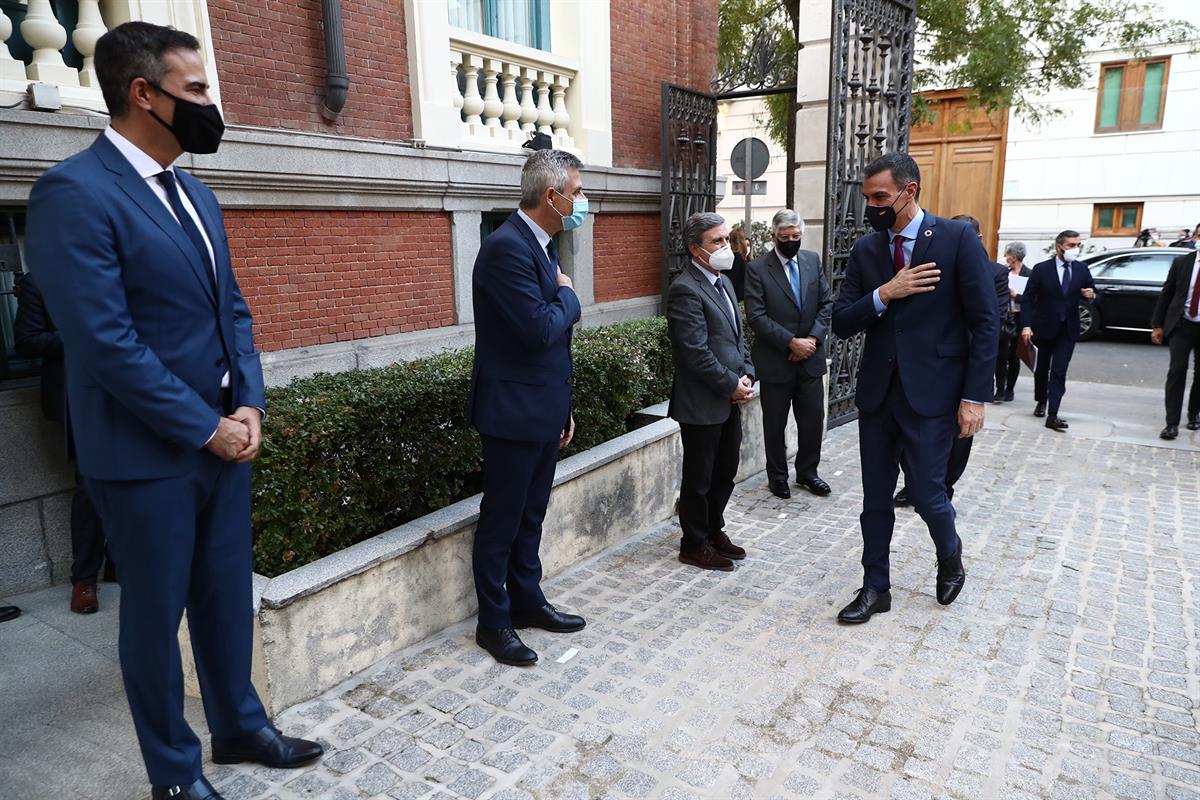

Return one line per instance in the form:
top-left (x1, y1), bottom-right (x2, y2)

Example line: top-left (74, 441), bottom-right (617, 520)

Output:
top-left (865, 190), bottom-right (911, 232)
top-left (148, 84), bottom-right (225, 154)
top-left (777, 239), bottom-right (803, 259)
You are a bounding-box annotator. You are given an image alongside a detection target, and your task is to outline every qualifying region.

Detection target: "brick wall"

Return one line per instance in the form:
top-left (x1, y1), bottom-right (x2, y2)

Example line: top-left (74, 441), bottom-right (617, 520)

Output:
top-left (207, 0), bottom-right (412, 140)
top-left (610, 0), bottom-right (718, 170)
top-left (593, 213), bottom-right (661, 302)
top-left (226, 211), bottom-right (454, 351)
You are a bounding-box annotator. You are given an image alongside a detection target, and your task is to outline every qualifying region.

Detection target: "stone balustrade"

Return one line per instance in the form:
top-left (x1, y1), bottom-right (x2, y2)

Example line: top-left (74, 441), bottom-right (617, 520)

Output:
top-left (449, 29), bottom-right (579, 153)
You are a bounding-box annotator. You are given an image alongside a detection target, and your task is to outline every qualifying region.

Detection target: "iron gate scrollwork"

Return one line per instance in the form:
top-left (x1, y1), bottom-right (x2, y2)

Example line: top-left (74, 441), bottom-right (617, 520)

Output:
top-left (824, 0), bottom-right (916, 427)
top-left (661, 83), bottom-right (718, 294)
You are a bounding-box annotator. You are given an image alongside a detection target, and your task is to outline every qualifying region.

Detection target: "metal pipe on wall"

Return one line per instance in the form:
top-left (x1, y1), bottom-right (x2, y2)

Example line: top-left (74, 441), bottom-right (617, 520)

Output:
top-left (320, 0), bottom-right (349, 121)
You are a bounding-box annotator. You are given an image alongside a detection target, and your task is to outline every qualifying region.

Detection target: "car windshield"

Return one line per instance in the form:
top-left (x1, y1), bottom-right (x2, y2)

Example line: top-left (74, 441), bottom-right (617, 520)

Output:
top-left (1093, 253), bottom-right (1173, 283)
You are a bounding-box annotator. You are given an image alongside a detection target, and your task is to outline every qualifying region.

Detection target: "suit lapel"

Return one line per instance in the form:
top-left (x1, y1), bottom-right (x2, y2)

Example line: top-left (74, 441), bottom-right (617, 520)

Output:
top-left (688, 264), bottom-right (737, 334)
top-left (766, 253), bottom-right (801, 311)
top-left (872, 230), bottom-right (892, 285)
top-left (909, 212), bottom-right (937, 270)
top-left (177, 171), bottom-right (223, 304)
top-left (509, 211), bottom-right (556, 285)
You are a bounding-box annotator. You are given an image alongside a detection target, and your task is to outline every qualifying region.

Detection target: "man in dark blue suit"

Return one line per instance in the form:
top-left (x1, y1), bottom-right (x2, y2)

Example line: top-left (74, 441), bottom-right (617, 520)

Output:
top-left (467, 148), bottom-right (588, 666)
top-left (832, 153), bottom-right (999, 624)
top-left (1019, 230), bottom-right (1097, 431)
top-left (26, 23), bottom-right (320, 800)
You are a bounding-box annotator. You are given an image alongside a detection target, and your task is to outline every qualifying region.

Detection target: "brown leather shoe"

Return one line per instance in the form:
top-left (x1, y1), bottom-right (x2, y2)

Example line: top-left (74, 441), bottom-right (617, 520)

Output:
top-left (708, 531), bottom-right (746, 560)
top-left (70, 581), bottom-right (98, 614)
top-left (679, 544), bottom-right (735, 572)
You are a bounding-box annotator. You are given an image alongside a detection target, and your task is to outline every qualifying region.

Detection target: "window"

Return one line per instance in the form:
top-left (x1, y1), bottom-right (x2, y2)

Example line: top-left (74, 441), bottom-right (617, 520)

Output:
top-left (448, 0), bottom-right (551, 50)
top-left (1092, 202), bottom-right (1143, 237)
top-left (1095, 57), bottom-right (1169, 132)
top-left (731, 181), bottom-right (767, 196)
top-left (0, 209), bottom-right (39, 383)
top-left (1094, 254), bottom-right (1173, 283)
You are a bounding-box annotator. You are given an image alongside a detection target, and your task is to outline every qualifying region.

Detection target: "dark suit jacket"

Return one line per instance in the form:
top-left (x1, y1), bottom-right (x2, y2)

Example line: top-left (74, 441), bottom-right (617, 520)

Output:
top-left (26, 133), bottom-right (264, 481)
top-left (1151, 251), bottom-right (1199, 338)
top-left (667, 262), bottom-right (755, 425)
top-left (467, 212), bottom-right (579, 443)
top-left (832, 212), bottom-right (999, 417)
top-left (990, 262), bottom-right (1014, 335)
top-left (744, 248), bottom-right (832, 381)
top-left (1019, 257), bottom-right (1096, 341)
top-left (13, 271), bottom-right (66, 424)
top-left (728, 252), bottom-right (747, 302)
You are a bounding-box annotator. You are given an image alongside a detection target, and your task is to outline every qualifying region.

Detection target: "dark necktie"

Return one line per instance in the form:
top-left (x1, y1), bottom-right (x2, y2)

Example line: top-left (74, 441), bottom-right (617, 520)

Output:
top-left (156, 170), bottom-right (216, 297)
top-left (546, 239), bottom-right (558, 271)
top-left (892, 235), bottom-right (906, 274)
top-left (1190, 260), bottom-right (1200, 318)
top-left (1061, 262), bottom-right (1071, 296)
top-left (715, 277), bottom-right (736, 329)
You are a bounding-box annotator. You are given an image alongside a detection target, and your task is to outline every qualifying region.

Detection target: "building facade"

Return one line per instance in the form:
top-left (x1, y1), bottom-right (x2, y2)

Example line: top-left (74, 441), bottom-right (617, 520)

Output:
top-left (0, 0), bottom-right (716, 595)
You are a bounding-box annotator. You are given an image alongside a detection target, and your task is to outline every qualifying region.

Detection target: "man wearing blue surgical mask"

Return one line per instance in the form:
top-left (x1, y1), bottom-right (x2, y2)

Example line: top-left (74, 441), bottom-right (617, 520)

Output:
top-left (467, 148), bottom-right (590, 667)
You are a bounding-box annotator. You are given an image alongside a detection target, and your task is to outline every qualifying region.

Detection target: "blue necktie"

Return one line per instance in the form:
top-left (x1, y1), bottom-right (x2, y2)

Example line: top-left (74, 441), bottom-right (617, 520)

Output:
top-left (787, 258), bottom-right (802, 307)
top-left (156, 170), bottom-right (216, 297)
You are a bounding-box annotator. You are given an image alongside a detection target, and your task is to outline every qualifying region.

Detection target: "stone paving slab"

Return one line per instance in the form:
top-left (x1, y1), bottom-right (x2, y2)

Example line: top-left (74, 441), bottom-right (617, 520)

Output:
top-left (209, 419), bottom-right (1200, 800)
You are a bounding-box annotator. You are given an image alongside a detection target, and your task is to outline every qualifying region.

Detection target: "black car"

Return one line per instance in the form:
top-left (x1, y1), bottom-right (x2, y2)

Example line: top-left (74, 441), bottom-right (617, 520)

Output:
top-left (1075, 246), bottom-right (1193, 341)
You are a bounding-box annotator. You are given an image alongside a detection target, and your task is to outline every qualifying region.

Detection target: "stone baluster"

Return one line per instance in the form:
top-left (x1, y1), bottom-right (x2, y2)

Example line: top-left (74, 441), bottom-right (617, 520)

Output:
top-left (21, 0), bottom-right (79, 86)
top-left (461, 54), bottom-right (484, 127)
top-left (1, 9), bottom-right (28, 82)
top-left (535, 71), bottom-right (554, 135)
top-left (481, 58), bottom-right (502, 128)
top-left (499, 62), bottom-right (521, 132)
top-left (72, 0), bottom-right (106, 89)
top-left (551, 74), bottom-right (571, 142)
top-left (518, 67), bottom-right (538, 133)
top-left (450, 51), bottom-right (464, 118)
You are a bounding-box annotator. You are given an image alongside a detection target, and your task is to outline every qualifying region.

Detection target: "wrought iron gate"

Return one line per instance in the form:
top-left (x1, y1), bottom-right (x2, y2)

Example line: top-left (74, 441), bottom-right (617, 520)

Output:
top-left (824, 0), bottom-right (917, 426)
top-left (660, 83), bottom-right (718, 293)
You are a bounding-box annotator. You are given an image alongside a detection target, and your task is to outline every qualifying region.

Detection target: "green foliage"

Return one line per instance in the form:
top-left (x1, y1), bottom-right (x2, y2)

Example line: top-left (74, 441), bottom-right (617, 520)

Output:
top-left (251, 316), bottom-right (672, 577)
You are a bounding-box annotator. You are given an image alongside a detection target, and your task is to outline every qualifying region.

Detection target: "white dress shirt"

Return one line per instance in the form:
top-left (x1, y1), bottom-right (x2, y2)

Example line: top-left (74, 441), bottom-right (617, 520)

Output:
top-left (1055, 256), bottom-right (1074, 293)
top-left (517, 209), bottom-right (554, 263)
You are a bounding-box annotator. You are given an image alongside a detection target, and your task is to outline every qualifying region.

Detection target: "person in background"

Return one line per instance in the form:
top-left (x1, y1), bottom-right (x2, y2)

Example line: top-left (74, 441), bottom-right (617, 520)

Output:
top-left (14, 270), bottom-right (112, 615)
top-left (1168, 228), bottom-right (1193, 249)
top-left (998, 242), bottom-right (1032, 402)
top-left (728, 225), bottom-right (751, 302)
top-left (1151, 245), bottom-right (1200, 439)
top-left (744, 208), bottom-right (833, 500)
top-left (667, 212), bottom-right (756, 572)
top-left (1020, 230), bottom-right (1097, 432)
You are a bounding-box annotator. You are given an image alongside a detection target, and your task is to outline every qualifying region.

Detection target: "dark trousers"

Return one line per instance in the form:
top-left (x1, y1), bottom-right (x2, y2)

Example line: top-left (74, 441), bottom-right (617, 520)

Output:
top-left (996, 334), bottom-right (1020, 395)
top-left (83, 457), bottom-right (268, 786)
top-left (473, 435), bottom-right (556, 628)
top-left (760, 372), bottom-right (824, 483)
top-left (1033, 324), bottom-right (1076, 417)
top-left (858, 376), bottom-right (959, 592)
top-left (69, 465), bottom-right (106, 584)
top-left (1165, 319), bottom-right (1200, 425)
top-left (678, 407), bottom-right (742, 551)
top-left (899, 429), bottom-right (973, 497)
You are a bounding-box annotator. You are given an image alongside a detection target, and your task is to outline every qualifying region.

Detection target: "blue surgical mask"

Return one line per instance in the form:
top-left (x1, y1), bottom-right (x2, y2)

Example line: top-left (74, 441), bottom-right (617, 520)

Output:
top-left (554, 190), bottom-right (589, 231)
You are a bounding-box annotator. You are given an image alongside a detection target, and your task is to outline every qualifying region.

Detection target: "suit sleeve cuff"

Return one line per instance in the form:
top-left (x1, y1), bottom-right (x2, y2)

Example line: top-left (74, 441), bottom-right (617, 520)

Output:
top-left (872, 289), bottom-right (887, 315)
top-left (961, 399), bottom-right (985, 405)
top-left (203, 422), bottom-right (219, 447)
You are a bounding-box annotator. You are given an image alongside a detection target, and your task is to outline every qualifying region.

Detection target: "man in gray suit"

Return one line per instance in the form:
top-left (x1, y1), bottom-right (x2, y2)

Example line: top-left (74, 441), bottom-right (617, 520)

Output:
top-left (667, 212), bottom-right (756, 571)
top-left (745, 209), bottom-right (833, 499)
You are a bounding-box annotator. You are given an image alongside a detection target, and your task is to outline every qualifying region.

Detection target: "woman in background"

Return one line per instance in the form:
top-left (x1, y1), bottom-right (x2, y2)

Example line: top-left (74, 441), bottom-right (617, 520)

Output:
top-left (997, 242), bottom-right (1032, 401)
top-left (729, 226), bottom-right (751, 302)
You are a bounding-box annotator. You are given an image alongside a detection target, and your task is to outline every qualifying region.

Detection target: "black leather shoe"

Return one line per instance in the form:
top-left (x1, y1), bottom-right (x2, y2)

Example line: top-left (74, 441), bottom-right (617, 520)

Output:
top-left (936, 536), bottom-right (966, 606)
top-left (211, 725), bottom-right (323, 768)
top-left (151, 777), bottom-right (223, 800)
top-left (992, 391), bottom-right (1004, 403)
top-left (1046, 416), bottom-right (1069, 432)
top-left (1034, 401), bottom-right (1046, 418)
top-left (796, 475), bottom-right (831, 496)
top-left (893, 487), bottom-right (910, 507)
top-left (476, 626), bottom-right (538, 666)
top-left (768, 480), bottom-right (791, 499)
top-left (837, 588), bottom-right (891, 624)
top-left (1187, 416), bottom-right (1200, 431)
top-left (0, 606), bottom-right (19, 624)
top-left (1161, 424), bottom-right (1179, 440)
top-left (512, 604), bottom-right (586, 633)
top-left (1003, 390), bottom-right (1015, 402)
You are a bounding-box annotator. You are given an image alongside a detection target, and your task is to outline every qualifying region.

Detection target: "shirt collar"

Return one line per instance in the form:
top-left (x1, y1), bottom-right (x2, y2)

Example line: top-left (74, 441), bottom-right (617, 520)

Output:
top-left (516, 209), bottom-right (553, 252)
top-left (691, 260), bottom-right (720, 285)
top-left (889, 207), bottom-right (924, 243)
top-left (104, 126), bottom-right (175, 180)
top-left (1056, 256), bottom-right (1066, 269)
top-left (775, 248), bottom-right (795, 268)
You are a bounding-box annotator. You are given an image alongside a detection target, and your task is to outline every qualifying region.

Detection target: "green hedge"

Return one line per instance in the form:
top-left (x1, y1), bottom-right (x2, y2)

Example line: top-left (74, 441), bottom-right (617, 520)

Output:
top-left (251, 316), bottom-right (672, 577)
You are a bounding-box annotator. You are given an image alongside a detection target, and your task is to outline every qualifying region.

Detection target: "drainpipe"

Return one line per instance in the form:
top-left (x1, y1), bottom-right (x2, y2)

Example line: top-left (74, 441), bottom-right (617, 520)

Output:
top-left (320, 0), bottom-right (349, 121)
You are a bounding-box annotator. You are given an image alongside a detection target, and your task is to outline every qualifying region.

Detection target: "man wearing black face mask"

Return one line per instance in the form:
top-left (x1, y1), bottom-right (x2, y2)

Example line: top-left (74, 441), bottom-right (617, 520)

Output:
top-left (744, 208), bottom-right (834, 499)
top-left (25, 21), bottom-right (321, 800)
top-left (831, 152), bottom-right (998, 625)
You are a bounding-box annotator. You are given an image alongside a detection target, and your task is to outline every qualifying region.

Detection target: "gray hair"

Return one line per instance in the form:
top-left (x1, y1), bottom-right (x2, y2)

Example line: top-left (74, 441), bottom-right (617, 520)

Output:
top-left (684, 212), bottom-right (726, 249)
top-left (520, 149), bottom-right (583, 209)
top-left (771, 209), bottom-right (804, 235)
top-left (1003, 241), bottom-right (1027, 260)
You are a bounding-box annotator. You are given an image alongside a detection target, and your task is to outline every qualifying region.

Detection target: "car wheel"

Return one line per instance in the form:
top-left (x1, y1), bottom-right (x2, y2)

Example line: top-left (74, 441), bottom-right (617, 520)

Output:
top-left (1078, 301), bottom-right (1100, 341)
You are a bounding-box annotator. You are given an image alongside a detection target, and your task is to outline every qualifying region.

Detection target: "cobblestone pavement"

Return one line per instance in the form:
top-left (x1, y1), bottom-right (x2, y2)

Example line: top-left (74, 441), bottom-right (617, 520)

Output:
top-left (214, 422), bottom-right (1200, 800)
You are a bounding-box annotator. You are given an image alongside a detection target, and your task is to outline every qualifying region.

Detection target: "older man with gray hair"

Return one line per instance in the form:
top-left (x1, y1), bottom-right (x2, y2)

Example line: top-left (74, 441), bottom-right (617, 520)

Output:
top-left (745, 209), bottom-right (834, 499)
top-left (466, 147), bottom-right (589, 666)
top-left (667, 212), bottom-right (756, 571)
top-left (998, 241), bottom-right (1032, 401)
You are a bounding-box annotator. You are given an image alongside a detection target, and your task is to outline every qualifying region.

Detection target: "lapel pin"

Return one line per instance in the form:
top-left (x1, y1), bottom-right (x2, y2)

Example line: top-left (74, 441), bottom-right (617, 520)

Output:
top-left (924, 229), bottom-right (933, 238)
